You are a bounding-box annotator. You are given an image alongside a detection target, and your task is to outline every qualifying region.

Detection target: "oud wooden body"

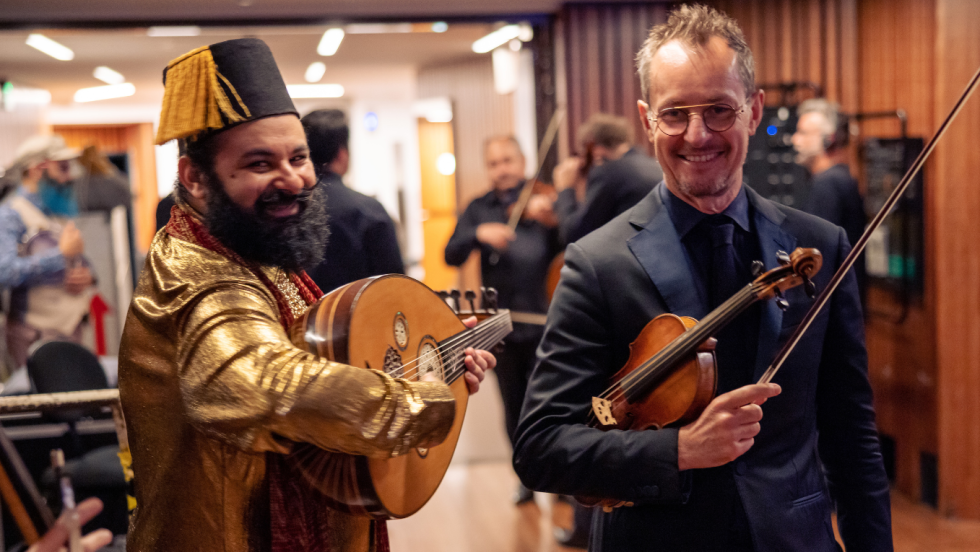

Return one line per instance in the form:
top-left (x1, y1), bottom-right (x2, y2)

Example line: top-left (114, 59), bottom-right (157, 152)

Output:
top-left (288, 275), bottom-right (469, 519)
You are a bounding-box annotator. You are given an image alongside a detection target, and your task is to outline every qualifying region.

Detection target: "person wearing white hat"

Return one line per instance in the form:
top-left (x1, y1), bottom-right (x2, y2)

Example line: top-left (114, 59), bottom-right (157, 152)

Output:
top-left (0, 134), bottom-right (95, 370)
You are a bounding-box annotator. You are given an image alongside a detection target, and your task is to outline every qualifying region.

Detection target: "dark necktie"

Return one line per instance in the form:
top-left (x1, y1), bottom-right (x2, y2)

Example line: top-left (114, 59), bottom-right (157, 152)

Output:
top-left (708, 217), bottom-right (739, 310)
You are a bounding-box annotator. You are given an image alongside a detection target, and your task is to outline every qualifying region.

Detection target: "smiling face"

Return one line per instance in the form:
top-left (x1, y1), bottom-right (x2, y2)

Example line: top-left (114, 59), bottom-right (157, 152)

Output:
top-left (179, 114), bottom-right (329, 270)
top-left (638, 36), bottom-right (763, 213)
top-left (207, 115), bottom-right (318, 217)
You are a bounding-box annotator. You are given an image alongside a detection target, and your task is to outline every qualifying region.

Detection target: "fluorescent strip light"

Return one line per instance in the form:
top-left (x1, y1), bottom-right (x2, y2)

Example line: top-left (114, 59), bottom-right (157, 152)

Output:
top-left (304, 62), bottom-right (326, 83)
top-left (345, 23), bottom-right (412, 34)
top-left (93, 66), bottom-right (125, 85)
top-left (472, 25), bottom-right (522, 54)
top-left (147, 26), bottom-right (201, 37)
top-left (1, 85), bottom-right (52, 108)
top-left (26, 34), bottom-right (74, 61)
top-left (317, 28), bottom-right (345, 56)
top-left (74, 83), bottom-right (136, 103)
top-left (287, 84), bottom-right (344, 99)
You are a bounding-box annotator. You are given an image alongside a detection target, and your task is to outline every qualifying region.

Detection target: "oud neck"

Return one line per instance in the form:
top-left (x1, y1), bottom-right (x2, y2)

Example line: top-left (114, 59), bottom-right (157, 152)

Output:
top-left (439, 311), bottom-right (513, 385)
top-left (624, 284), bottom-right (760, 401)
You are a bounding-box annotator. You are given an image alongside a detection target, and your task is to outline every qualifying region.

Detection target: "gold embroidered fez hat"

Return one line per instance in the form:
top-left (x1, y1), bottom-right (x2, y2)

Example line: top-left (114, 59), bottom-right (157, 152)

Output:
top-left (155, 38), bottom-right (297, 145)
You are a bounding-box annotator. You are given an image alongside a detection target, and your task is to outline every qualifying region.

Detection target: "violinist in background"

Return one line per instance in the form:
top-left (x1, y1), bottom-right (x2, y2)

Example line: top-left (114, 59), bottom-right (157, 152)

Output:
top-left (445, 135), bottom-right (560, 505)
top-left (549, 113), bottom-right (663, 246)
top-left (513, 5), bottom-right (890, 551)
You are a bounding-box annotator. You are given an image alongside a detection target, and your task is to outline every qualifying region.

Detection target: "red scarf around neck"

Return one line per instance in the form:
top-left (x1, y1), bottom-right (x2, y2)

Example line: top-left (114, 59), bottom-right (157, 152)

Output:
top-left (165, 205), bottom-right (390, 552)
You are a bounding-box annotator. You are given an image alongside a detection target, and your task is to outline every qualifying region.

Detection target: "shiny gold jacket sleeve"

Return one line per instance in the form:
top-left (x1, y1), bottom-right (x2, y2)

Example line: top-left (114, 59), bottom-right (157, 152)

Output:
top-left (176, 279), bottom-right (456, 458)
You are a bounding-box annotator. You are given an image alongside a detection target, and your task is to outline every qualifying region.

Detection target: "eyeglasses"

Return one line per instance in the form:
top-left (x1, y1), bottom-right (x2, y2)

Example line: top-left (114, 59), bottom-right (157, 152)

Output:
top-left (647, 99), bottom-right (752, 136)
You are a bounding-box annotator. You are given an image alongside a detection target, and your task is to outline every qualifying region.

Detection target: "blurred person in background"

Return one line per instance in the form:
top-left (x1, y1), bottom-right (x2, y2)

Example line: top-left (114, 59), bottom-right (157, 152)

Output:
top-left (0, 135), bottom-right (95, 370)
top-left (301, 108), bottom-right (404, 293)
top-left (75, 145), bottom-right (132, 213)
top-left (792, 98), bottom-right (867, 306)
top-left (548, 113), bottom-right (663, 246)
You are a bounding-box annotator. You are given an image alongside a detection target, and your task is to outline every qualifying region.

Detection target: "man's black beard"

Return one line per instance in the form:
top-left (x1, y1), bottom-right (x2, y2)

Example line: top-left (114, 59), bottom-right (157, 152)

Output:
top-left (202, 173), bottom-right (330, 272)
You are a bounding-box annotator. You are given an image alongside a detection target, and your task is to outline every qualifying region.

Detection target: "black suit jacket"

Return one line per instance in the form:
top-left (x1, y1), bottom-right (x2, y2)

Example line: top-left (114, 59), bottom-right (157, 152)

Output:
top-left (308, 173), bottom-right (404, 293)
top-left (555, 147), bottom-right (663, 245)
top-left (513, 183), bottom-right (891, 551)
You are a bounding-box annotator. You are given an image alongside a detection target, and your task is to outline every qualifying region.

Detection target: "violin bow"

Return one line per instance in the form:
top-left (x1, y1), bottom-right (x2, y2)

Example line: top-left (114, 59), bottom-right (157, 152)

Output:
top-left (759, 63), bottom-right (980, 384)
top-left (505, 108), bottom-right (566, 230)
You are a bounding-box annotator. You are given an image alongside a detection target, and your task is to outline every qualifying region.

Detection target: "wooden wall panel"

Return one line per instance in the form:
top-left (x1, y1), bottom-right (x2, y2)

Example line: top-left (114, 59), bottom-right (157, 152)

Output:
top-left (559, 2), bottom-right (667, 152)
top-left (934, 0), bottom-right (980, 520)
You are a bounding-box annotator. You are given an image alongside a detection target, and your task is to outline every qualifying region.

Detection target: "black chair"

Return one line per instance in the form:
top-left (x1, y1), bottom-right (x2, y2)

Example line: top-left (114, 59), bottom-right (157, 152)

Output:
top-left (25, 341), bottom-right (128, 536)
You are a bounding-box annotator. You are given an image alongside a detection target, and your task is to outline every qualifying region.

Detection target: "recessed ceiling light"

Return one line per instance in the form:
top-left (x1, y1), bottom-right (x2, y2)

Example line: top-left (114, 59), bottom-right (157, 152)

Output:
top-left (432, 22), bottom-right (449, 33)
top-left (304, 62), bottom-right (327, 83)
top-left (147, 26), bottom-right (201, 37)
top-left (472, 25), bottom-right (521, 54)
top-left (74, 83), bottom-right (136, 103)
top-left (26, 34), bottom-right (74, 61)
top-left (93, 66), bottom-right (125, 85)
top-left (317, 28), bottom-right (345, 56)
top-left (287, 84), bottom-right (344, 99)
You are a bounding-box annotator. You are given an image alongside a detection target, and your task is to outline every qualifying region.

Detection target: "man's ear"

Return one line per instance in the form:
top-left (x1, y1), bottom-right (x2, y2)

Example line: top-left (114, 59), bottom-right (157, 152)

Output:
top-left (177, 156), bottom-right (208, 200)
top-left (637, 100), bottom-right (657, 144)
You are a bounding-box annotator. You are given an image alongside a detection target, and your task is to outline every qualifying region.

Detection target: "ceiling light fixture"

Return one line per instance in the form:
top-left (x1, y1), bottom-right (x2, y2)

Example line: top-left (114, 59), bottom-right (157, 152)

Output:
top-left (74, 83), bottom-right (136, 103)
top-left (25, 34), bottom-right (74, 61)
top-left (432, 22), bottom-right (449, 33)
top-left (317, 28), bottom-right (345, 56)
top-left (345, 23), bottom-right (412, 34)
top-left (93, 66), bottom-right (125, 85)
top-left (304, 62), bottom-right (326, 83)
top-left (147, 26), bottom-right (201, 37)
top-left (472, 25), bottom-right (523, 54)
top-left (287, 84), bottom-right (344, 99)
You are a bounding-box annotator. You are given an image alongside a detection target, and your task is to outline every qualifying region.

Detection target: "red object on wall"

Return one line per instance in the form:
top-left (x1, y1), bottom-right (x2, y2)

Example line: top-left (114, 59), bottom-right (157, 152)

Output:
top-left (90, 294), bottom-right (110, 356)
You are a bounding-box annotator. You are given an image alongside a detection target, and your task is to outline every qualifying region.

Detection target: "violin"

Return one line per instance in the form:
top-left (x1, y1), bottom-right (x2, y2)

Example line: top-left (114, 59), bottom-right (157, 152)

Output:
top-left (578, 247), bottom-right (822, 509)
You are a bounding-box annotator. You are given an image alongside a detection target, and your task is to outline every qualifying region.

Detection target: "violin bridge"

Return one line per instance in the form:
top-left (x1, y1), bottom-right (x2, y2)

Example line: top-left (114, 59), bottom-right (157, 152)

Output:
top-left (592, 397), bottom-right (618, 426)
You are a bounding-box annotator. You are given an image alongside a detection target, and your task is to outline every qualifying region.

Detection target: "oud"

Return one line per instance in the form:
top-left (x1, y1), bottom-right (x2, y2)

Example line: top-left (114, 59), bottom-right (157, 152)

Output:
top-left (288, 274), bottom-right (512, 519)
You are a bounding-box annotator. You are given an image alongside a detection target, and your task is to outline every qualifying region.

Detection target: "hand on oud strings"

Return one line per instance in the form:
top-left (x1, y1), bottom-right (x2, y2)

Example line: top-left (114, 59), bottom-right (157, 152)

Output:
top-left (476, 222), bottom-right (515, 251)
top-left (419, 316), bottom-right (497, 395)
top-left (676, 383), bottom-right (782, 471)
top-left (27, 497), bottom-right (114, 552)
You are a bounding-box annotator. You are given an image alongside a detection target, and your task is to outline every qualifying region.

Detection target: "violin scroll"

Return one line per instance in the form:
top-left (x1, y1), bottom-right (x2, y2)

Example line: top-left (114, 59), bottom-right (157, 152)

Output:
top-left (751, 247), bottom-right (822, 302)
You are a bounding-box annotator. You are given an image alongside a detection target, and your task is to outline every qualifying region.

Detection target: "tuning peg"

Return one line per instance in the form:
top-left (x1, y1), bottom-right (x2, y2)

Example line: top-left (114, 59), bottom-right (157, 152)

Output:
top-left (465, 290), bottom-right (477, 313)
top-left (776, 250), bottom-right (790, 266)
top-left (485, 288), bottom-right (498, 312)
top-left (450, 289), bottom-right (461, 312)
top-left (803, 277), bottom-right (817, 299)
top-left (480, 287), bottom-right (488, 312)
top-left (750, 260), bottom-right (765, 277)
top-left (438, 290), bottom-right (451, 306)
top-left (773, 288), bottom-right (789, 311)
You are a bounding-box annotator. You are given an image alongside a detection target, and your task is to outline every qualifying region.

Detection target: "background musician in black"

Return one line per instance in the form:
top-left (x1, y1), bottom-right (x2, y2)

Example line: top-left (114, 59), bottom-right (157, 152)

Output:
top-left (302, 109), bottom-right (405, 293)
top-left (445, 135), bottom-right (560, 504)
top-left (550, 114), bottom-right (663, 246)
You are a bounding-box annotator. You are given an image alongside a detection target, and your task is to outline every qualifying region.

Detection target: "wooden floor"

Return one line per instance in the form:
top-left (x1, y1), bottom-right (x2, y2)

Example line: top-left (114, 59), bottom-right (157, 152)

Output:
top-left (387, 373), bottom-right (980, 551)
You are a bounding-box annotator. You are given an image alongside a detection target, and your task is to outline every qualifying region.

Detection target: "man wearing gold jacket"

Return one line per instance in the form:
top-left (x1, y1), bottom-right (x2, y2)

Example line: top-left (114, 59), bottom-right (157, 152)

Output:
top-left (119, 38), bottom-right (495, 552)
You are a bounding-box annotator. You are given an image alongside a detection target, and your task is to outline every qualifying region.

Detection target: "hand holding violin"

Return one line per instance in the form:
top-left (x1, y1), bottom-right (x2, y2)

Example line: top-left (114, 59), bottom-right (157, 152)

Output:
top-left (677, 383), bottom-right (781, 471)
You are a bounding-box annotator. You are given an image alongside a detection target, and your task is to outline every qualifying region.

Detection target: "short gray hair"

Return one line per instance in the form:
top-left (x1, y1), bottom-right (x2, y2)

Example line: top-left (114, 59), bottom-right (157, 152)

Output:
top-left (635, 4), bottom-right (755, 104)
top-left (797, 98), bottom-right (840, 136)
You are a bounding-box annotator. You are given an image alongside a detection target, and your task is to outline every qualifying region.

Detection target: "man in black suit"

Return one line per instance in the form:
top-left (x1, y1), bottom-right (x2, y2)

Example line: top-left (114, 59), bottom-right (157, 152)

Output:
top-left (301, 109), bottom-right (404, 293)
top-left (551, 113), bottom-right (663, 245)
top-left (513, 5), bottom-right (891, 551)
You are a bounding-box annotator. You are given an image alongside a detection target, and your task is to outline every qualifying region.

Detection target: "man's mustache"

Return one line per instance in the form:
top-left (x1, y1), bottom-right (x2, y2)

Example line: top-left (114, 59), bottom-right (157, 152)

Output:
top-left (256, 184), bottom-right (317, 210)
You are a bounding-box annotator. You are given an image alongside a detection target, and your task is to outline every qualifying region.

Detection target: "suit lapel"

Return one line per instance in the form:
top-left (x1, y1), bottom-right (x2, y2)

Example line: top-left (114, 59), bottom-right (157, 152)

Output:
top-left (626, 184), bottom-right (706, 319)
top-left (746, 187), bottom-right (796, 379)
